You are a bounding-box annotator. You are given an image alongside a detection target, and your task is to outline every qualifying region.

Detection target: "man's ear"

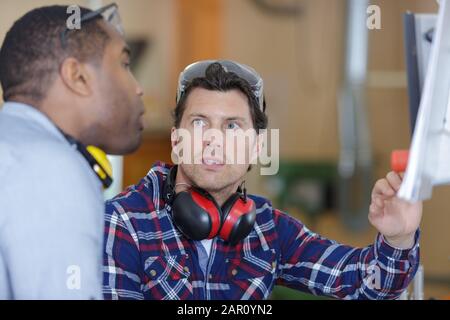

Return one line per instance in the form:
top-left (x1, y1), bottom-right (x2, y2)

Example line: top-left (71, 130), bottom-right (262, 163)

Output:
top-left (60, 57), bottom-right (93, 96)
top-left (171, 126), bottom-right (183, 165)
top-left (171, 127), bottom-right (179, 149)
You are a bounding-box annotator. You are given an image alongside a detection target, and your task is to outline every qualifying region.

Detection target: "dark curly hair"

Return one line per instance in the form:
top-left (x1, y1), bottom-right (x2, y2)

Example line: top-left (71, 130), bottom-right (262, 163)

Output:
top-left (0, 5), bottom-right (111, 103)
top-left (173, 62), bottom-right (268, 132)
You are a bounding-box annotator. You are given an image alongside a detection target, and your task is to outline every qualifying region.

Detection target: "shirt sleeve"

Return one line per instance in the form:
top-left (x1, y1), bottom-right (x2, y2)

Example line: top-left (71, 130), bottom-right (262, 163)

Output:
top-left (0, 148), bottom-right (104, 299)
top-left (273, 209), bottom-right (420, 300)
top-left (103, 200), bottom-right (145, 300)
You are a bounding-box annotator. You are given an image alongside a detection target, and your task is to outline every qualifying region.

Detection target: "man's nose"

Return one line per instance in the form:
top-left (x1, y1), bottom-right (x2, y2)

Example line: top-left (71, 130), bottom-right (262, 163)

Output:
top-left (136, 84), bottom-right (144, 96)
top-left (203, 128), bottom-right (224, 148)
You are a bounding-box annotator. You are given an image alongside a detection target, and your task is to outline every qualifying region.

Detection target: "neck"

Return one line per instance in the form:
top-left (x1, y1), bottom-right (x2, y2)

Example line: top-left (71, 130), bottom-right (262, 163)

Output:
top-left (174, 166), bottom-right (243, 207)
top-left (208, 185), bottom-right (241, 207)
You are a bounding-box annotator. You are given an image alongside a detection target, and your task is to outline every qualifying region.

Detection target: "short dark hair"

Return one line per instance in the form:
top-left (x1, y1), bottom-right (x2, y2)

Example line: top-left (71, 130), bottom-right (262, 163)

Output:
top-left (173, 62), bottom-right (268, 132)
top-left (0, 5), bottom-right (111, 102)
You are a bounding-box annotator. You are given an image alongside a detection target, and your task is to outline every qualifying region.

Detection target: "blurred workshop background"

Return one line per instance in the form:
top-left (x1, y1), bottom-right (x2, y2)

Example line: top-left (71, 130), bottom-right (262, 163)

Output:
top-left (0, 0), bottom-right (448, 299)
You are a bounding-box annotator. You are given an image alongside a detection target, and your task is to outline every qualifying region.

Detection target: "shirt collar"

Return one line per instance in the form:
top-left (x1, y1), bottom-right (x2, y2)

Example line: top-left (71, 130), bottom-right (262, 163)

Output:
top-left (1, 101), bottom-right (65, 142)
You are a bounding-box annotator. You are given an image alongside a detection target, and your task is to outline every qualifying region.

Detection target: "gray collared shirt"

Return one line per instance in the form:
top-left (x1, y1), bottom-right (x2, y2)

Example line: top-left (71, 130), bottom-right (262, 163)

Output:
top-left (0, 102), bottom-right (104, 299)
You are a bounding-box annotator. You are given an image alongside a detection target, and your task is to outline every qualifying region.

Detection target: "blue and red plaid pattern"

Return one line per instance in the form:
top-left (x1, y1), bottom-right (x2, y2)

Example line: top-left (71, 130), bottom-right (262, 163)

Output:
top-left (103, 162), bottom-right (420, 300)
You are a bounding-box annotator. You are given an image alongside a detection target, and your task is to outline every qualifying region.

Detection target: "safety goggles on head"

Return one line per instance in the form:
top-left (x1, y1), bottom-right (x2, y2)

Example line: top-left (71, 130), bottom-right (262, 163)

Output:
top-left (176, 60), bottom-right (265, 112)
top-left (60, 3), bottom-right (124, 48)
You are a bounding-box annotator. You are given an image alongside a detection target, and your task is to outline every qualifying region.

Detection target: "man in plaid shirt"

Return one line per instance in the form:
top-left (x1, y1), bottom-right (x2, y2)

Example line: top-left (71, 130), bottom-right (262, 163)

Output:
top-left (103, 60), bottom-right (421, 300)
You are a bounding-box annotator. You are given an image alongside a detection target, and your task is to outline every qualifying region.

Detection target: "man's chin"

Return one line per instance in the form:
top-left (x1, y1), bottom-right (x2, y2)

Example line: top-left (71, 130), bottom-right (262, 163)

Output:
top-left (125, 136), bottom-right (143, 155)
top-left (105, 133), bottom-right (143, 155)
top-left (191, 176), bottom-right (227, 192)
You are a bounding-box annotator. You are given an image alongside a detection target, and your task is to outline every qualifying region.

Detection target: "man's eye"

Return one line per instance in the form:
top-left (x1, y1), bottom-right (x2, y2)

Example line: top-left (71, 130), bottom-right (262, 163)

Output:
top-left (226, 122), bottom-right (240, 130)
top-left (193, 119), bottom-right (206, 127)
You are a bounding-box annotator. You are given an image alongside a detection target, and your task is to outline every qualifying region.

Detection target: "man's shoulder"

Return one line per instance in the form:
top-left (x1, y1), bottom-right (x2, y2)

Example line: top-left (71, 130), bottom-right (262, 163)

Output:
top-left (0, 108), bottom-right (102, 199)
top-left (247, 194), bottom-right (278, 224)
top-left (7, 133), bottom-right (88, 171)
top-left (0, 105), bottom-right (58, 145)
top-left (0, 127), bottom-right (96, 190)
top-left (105, 162), bottom-right (171, 217)
top-left (0, 123), bottom-right (103, 233)
top-left (0, 106), bottom-right (75, 171)
top-left (248, 194), bottom-right (273, 211)
top-left (248, 194), bottom-right (303, 227)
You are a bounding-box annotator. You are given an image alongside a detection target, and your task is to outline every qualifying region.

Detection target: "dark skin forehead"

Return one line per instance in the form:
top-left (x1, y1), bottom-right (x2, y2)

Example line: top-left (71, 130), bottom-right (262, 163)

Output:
top-left (97, 19), bottom-right (130, 62)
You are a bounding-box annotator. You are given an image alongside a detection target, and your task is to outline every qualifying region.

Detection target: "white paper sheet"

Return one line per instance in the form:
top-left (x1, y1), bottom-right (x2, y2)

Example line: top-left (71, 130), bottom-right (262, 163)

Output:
top-left (398, 0), bottom-right (450, 202)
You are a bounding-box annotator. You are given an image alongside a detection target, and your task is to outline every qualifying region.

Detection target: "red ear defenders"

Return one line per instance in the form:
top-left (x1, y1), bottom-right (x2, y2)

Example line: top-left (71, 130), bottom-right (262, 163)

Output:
top-left (164, 166), bottom-right (256, 245)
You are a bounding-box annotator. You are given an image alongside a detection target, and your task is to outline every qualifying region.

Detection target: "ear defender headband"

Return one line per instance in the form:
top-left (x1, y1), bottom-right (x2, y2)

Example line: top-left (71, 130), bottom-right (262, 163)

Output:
top-left (164, 166), bottom-right (256, 245)
top-left (63, 133), bottom-right (113, 189)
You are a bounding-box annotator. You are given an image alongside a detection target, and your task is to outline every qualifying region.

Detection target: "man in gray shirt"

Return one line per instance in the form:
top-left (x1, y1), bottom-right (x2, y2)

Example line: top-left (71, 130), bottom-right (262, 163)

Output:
top-left (0, 4), bottom-right (145, 299)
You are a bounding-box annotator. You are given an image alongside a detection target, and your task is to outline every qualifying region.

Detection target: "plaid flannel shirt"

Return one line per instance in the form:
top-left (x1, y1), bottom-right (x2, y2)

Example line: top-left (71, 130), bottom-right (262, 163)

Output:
top-left (103, 162), bottom-right (420, 300)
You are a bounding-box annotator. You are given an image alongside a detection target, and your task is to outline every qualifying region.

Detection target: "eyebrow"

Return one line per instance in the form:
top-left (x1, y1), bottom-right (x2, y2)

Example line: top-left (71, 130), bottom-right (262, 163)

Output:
top-left (189, 113), bottom-right (208, 119)
top-left (189, 113), bottom-right (248, 123)
top-left (225, 116), bottom-right (248, 123)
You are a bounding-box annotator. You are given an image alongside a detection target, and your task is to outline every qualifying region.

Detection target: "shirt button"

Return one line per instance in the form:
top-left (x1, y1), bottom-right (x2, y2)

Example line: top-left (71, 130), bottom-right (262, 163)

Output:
top-left (184, 266), bottom-right (190, 273)
top-left (150, 270), bottom-right (157, 277)
top-left (231, 269), bottom-right (238, 276)
top-left (208, 274), bottom-right (213, 280)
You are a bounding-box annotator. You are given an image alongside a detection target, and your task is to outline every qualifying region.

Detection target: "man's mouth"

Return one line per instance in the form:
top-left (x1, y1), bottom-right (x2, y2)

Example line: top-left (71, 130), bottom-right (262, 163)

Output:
top-left (138, 111), bottom-right (145, 131)
top-left (202, 157), bottom-right (225, 169)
